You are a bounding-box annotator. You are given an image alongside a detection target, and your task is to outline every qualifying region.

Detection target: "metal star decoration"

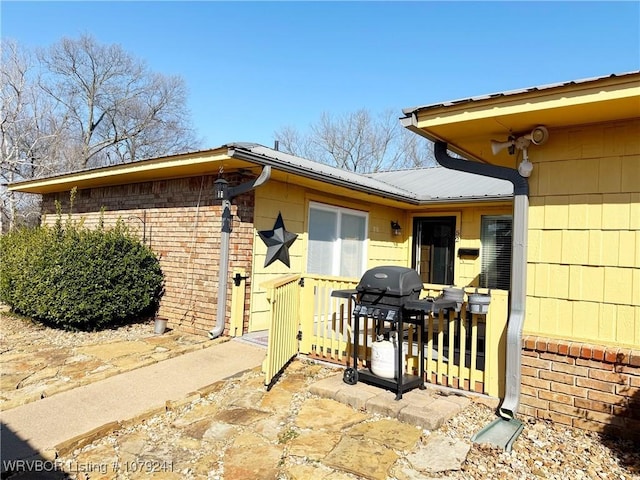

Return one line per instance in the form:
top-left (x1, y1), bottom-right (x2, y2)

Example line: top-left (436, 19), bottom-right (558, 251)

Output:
top-left (258, 212), bottom-right (298, 268)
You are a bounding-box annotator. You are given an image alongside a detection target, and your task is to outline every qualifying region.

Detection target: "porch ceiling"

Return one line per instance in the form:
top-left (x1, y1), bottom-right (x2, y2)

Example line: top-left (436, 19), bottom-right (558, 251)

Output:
top-left (401, 72), bottom-right (640, 164)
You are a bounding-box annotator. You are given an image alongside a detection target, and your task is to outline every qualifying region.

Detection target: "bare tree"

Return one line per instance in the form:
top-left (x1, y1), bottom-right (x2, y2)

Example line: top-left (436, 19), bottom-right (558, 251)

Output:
top-left (1, 36), bottom-right (202, 230)
top-left (37, 34), bottom-right (200, 169)
top-left (1, 40), bottom-right (63, 231)
top-left (275, 125), bottom-right (317, 160)
top-left (108, 73), bottom-right (195, 164)
top-left (274, 108), bottom-right (435, 173)
top-left (398, 127), bottom-right (437, 169)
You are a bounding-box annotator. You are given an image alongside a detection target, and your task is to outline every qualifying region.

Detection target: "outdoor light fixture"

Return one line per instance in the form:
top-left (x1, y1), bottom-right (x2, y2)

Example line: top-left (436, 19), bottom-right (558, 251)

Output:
top-left (517, 157), bottom-right (534, 177)
top-left (391, 221), bottom-right (402, 236)
top-left (526, 126), bottom-right (549, 145)
top-left (214, 177), bottom-right (229, 200)
top-left (491, 126), bottom-right (549, 156)
top-left (490, 126), bottom-right (549, 177)
top-left (491, 135), bottom-right (517, 156)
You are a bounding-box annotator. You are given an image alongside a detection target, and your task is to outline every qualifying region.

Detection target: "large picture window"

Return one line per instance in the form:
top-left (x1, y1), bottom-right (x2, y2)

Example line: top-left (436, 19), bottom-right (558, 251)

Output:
top-left (480, 215), bottom-right (512, 291)
top-left (307, 202), bottom-right (367, 278)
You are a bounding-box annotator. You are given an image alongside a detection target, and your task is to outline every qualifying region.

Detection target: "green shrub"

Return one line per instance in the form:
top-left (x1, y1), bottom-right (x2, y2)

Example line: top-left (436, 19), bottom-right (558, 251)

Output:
top-left (0, 207), bottom-right (164, 330)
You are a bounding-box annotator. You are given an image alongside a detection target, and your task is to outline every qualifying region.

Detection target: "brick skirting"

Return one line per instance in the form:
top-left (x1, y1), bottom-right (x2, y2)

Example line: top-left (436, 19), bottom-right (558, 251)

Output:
top-left (520, 335), bottom-right (640, 441)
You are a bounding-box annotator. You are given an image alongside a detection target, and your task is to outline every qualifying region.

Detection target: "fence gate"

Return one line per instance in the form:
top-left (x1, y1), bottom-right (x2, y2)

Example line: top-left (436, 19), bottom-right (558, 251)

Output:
top-left (261, 275), bottom-right (301, 389)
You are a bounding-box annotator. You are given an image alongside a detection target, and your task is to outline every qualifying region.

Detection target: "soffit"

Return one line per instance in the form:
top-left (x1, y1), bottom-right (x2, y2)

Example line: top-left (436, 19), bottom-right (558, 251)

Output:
top-left (8, 148), bottom-right (240, 194)
top-left (402, 72), bottom-right (640, 163)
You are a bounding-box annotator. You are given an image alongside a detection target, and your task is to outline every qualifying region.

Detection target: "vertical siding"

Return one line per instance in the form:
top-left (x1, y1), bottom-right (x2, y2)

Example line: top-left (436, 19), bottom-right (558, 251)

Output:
top-left (526, 119), bottom-right (640, 348)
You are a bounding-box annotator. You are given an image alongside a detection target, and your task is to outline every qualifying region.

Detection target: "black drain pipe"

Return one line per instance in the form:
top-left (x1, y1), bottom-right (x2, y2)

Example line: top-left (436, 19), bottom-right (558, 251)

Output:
top-left (434, 141), bottom-right (529, 196)
top-left (434, 141), bottom-right (528, 420)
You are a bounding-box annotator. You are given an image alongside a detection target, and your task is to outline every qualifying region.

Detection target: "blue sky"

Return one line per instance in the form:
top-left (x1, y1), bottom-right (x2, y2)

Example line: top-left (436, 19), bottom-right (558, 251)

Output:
top-left (2, 1), bottom-right (639, 149)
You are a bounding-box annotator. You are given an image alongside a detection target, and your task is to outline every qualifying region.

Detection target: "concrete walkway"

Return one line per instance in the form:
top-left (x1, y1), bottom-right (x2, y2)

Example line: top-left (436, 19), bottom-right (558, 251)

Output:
top-left (0, 340), bottom-right (266, 465)
top-left (1, 339), bottom-right (481, 480)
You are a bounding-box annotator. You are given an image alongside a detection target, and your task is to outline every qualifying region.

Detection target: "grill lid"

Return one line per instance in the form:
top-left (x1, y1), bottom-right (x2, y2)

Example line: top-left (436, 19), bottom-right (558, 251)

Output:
top-left (356, 266), bottom-right (423, 297)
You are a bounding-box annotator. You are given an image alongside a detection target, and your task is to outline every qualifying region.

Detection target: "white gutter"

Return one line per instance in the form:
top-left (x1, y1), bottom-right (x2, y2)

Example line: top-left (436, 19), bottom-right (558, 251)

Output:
top-left (208, 166), bottom-right (271, 339)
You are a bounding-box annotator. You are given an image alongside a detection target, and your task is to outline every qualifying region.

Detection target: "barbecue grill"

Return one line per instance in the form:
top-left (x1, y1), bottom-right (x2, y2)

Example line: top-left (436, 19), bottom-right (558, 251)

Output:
top-left (332, 266), bottom-right (457, 399)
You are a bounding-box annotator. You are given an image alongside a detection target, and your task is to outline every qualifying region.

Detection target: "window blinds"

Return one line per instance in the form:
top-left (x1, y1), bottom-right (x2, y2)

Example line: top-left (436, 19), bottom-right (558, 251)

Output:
top-left (480, 216), bottom-right (512, 291)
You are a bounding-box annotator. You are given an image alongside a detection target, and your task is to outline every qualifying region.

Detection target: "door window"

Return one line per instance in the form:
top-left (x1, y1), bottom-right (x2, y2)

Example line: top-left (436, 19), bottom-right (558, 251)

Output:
top-left (412, 216), bottom-right (456, 285)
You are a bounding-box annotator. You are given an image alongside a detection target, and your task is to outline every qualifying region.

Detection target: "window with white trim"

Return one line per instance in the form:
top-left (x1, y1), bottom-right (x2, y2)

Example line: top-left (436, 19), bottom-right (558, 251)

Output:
top-left (307, 202), bottom-right (367, 278)
top-left (480, 215), bottom-right (512, 291)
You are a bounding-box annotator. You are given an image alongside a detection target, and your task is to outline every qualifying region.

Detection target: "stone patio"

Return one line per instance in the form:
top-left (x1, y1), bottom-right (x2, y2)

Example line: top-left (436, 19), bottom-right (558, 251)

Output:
top-left (0, 312), bottom-right (209, 410)
top-left (48, 361), bottom-right (477, 480)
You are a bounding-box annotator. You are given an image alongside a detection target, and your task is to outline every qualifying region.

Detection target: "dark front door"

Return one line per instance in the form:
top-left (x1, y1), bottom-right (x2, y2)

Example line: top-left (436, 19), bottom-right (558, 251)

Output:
top-left (412, 216), bottom-right (456, 285)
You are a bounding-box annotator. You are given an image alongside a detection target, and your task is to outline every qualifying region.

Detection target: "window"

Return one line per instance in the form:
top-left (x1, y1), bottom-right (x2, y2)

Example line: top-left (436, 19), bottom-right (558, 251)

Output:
top-left (480, 215), bottom-right (512, 290)
top-left (307, 202), bottom-right (367, 278)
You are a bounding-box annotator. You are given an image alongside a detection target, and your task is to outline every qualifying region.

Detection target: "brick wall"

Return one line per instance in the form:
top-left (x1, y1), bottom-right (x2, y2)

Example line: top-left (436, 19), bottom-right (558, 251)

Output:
top-left (41, 174), bottom-right (255, 337)
top-left (521, 335), bottom-right (640, 441)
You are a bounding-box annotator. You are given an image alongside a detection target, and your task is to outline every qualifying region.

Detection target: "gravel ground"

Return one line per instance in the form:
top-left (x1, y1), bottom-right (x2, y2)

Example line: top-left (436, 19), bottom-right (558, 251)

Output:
top-left (3, 311), bottom-right (640, 479)
top-left (0, 308), bottom-right (156, 351)
top-left (55, 365), bottom-right (640, 480)
top-left (440, 403), bottom-right (640, 479)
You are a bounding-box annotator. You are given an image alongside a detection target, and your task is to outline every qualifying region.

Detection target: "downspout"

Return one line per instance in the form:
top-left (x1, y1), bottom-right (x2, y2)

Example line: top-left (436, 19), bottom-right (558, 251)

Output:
top-left (208, 166), bottom-right (271, 339)
top-left (434, 141), bottom-right (527, 420)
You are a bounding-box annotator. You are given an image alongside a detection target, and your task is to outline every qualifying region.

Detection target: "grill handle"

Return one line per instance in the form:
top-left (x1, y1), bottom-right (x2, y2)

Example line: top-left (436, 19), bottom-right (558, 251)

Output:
top-left (360, 285), bottom-right (391, 293)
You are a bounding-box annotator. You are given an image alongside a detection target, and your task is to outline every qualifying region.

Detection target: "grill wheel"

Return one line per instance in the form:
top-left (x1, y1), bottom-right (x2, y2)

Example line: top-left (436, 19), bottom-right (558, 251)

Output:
top-left (343, 367), bottom-right (358, 385)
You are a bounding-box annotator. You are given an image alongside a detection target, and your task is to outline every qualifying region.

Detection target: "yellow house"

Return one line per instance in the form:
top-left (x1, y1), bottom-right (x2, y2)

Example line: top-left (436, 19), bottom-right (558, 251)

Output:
top-left (9, 142), bottom-right (513, 393)
top-left (401, 71), bottom-right (639, 440)
top-left (8, 71), bottom-right (638, 440)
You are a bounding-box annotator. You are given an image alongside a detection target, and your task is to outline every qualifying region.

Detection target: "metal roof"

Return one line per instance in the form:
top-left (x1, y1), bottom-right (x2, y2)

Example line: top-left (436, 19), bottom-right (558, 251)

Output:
top-left (402, 71), bottom-right (640, 115)
top-left (229, 143), bottom-right (418, 200)
top-left (367, 167), bottom-right (512, 201)
top-left (9, 141), bottom-right (513, 204)
top-left (400, 71), bottom-right (640, 164)
top-left (230, 144), bottom-right (512, 203)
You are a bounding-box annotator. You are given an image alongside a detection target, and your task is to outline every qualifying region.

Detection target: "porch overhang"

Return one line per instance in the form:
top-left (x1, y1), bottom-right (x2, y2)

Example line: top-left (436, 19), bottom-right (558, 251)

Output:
top-left (6, 148), bottom-right (239, 195)
top-left (8, 143), bottom-right (513, 209)
top-left (400, 71), bottom-right (640, 165)
top-left (7, 145), bottom-right (421, 208)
